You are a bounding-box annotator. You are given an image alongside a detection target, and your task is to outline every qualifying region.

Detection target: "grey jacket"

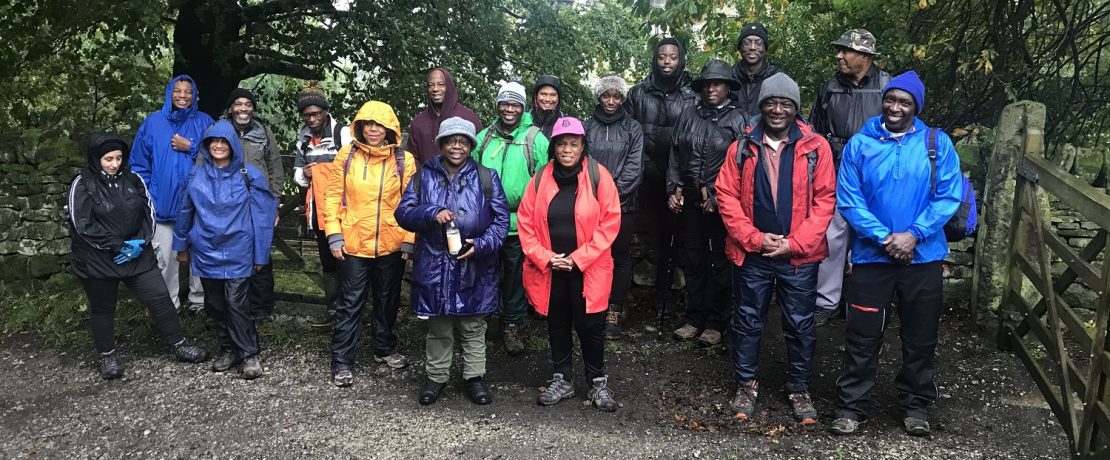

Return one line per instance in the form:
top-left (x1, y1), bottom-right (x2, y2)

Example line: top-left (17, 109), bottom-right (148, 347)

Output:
top-left (237, 119), bottom-right (284, 199)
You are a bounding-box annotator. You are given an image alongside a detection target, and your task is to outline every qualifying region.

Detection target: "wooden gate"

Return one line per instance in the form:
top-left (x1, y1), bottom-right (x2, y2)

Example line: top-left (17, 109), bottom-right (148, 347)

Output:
top-left (998, 152), bottom-right (1110, 458)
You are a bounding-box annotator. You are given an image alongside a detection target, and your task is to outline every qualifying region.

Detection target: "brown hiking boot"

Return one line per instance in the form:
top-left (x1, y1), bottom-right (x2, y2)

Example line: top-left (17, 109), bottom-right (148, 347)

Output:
top-left (503, 324), bottom-right (525, 356)
top-left (696, 329), bottom-right (722, 347)
top-left (672, 324), bottom-right (700, 341)
top-left (604, 307), bottom-right (623, 340)
top-left (788, 390), bottom-right (818, 426)
top-left (730, 380), bottom-right (759, 420)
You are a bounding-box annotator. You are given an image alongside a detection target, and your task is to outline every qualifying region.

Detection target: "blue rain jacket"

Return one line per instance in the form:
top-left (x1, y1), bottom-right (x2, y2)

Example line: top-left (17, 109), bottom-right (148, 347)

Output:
top-left (395, 156), bottom-right (510, 317)
top-left (173, 120), bottom-right (277, 279)
top-left (837, 116), bottom-right (962, 265)
top-left (130, 75), bottom-right (215, 223)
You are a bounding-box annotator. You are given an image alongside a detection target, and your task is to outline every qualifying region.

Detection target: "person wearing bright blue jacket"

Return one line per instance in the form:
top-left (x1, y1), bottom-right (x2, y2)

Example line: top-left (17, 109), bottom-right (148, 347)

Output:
top-left (130, 75), bottom-right (215, 314)
top-left (395, 117), bottom-right (510, 405)
top-left (173, 120), bottom-right (277, 380)
top-left (829, 71), bottom-right (962, 437)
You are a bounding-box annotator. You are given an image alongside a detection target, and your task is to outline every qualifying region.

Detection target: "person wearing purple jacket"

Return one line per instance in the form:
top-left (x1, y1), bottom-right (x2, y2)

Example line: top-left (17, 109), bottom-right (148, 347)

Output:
top-left (406, 67), bottom-right (484, 166)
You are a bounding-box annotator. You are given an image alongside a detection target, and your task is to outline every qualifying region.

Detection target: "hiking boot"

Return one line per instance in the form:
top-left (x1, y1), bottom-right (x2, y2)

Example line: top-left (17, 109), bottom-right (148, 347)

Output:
top-left (333, 369), bottom-right (353, 388)
top-left (788, 390), bottom-right (818, 426)
top-left (604, 307), bottom-right (623, 340)
top-left (419, 379), bottom-right (446, 405)
top-left (241, 356), bottom-right (263, 380)
top-left (464, 377), bottom-right (493, 405)
top-left (814, 305), bottom-right (844, 327)
top-left (537, 373), bottom-right (575, 406)
top-left (374, 353), bottom-right (409, 369)
top-left (904, 417), bottom-right (930, 436)
top-left (171, 339), bottom-right (208, 363)
top-left (98, 351), bottom-right (122, 380)
top-left (673, 324), bottom-right (700, 341)
top-left (730, 380), bottom-right (759, 420)
top-left (211, 350), bottom-right (238, 372)
top-left (588, 376), bottom-right (619, 412)
top-left (696, 329), bottom-right (722, 347)
top-left (186, 303), bottom-right (205, 316)
top-left (829, 416), bottom-right (866, 435)
top-left (502, 324), bottom-right (525, 356)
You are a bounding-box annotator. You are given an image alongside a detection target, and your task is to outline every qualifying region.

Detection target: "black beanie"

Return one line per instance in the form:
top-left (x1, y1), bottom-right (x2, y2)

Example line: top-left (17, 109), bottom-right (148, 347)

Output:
top-left (737, 22), bottom-right (769, 49)
top-left (226, 88), bottom-right (257, 110)
top-left (98, 139), bottom-right (127, 158)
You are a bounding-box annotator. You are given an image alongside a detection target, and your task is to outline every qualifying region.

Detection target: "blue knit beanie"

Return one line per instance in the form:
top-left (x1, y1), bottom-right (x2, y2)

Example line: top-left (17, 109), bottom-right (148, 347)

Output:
top-left (883, 70), bottom-right (925, 114)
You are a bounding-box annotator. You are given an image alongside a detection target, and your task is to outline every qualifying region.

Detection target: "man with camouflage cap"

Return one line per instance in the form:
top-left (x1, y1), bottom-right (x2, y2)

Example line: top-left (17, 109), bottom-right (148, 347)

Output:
top-left (808, 29), bottom-right (890, 327)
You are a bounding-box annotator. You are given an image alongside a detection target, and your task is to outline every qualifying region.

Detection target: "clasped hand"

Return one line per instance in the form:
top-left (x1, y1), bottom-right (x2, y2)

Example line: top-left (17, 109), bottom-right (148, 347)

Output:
top-left (113, 239), bottom-right (145, 265)
top-left (759, 233), bottom-right (792, 260)
top-left (548, 253), bottom-right (576, 272)
top-left (882, 232), bottom-right (916, 264)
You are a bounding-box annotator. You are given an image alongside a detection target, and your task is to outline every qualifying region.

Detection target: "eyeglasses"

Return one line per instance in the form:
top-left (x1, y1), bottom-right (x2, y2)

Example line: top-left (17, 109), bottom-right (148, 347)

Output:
top-left (441, 138), bottom-right (471, 148)
top-left (741, 38), bottom-right (765, 49)
top-left (301, 110), bottom-right (325, 121)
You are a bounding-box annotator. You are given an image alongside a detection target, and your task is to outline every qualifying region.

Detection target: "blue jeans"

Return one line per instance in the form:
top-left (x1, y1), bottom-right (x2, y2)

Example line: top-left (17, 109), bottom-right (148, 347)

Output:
top-left (730, 255), bottom-right (818, 391)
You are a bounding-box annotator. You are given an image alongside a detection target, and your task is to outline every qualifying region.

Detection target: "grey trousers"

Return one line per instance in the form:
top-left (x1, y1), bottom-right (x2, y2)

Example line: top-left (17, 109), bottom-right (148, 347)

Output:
top-left (816, 209), bottom-right (851, 311)
top-left (152, 222), bottom-right (204, 311)
top-left (425, 315), bottom-right (488, 383)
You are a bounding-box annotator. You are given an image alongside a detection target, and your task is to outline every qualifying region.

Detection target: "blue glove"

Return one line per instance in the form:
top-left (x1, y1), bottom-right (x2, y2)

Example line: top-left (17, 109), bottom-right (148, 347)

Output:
top-left (113, 249), bottom-right (132, 265)
top-left (121, 240), bottom-right (145, 258)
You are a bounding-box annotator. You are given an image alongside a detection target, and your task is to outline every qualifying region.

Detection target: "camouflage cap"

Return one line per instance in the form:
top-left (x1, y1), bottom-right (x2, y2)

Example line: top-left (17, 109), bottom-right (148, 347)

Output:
top-left (831, 29), bottom-right (880, 56)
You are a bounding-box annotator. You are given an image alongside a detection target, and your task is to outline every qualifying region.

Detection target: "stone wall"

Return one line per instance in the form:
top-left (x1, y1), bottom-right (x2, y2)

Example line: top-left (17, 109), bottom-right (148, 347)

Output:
top-left (0, 167), bottom-right (78, 281)
top-left (1048, 199), bottom-right (1105, 311)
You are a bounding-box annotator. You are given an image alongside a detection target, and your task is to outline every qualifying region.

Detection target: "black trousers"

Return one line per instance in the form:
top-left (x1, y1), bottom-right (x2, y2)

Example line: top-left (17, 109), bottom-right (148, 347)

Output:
top-left (639, 169), bottom-right (679, 311)
top-left (249, 262), bottom-right (276, 320)
top-left (202, 277), bottom-right (260, 359)
top-left (835, 261), bottom-right (944, 420)
top-left (80, 268), bottom-right (186, 354)
top-left (314, 229), bottom-right (339, 274)
top-left (678, 195), bottom-right (732, 332)
top-left (332, 252), bottom-right (404, 371)
top-left (608, 212), bottom-right (635, 309)
top-left (548, 272), bottom-right (606, 381)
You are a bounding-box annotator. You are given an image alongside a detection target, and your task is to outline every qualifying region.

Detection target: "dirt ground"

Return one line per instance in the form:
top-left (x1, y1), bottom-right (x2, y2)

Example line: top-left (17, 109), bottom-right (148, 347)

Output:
top-left (0, 296), bottom-right (1070, 459)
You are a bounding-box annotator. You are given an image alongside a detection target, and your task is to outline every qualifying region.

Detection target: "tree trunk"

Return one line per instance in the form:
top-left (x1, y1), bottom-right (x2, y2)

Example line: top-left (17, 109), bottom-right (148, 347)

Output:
top-left (172, 0), bottom-right (247, 119)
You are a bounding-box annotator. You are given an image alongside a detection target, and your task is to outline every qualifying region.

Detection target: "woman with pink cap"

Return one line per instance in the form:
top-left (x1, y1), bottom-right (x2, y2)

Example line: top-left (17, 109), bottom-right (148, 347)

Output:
top-left (517, 117), bottom-right (623, 411)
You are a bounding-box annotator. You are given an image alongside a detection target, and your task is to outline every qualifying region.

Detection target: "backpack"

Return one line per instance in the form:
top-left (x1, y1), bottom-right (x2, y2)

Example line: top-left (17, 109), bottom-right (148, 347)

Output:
top-left (475, 125), bottom-right (542, 175)
top-left (533, 158), bottom-right (602, 199)
top-left (340, 146), bottom-right (408, 209)
top-left (409, 162), bottom-right (494, 201)
top-left (926, 127), bottom-right (978, 242)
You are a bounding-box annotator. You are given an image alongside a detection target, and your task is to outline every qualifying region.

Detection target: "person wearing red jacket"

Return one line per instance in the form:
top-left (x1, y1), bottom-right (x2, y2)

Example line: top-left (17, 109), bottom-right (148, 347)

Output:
top-left (518, 117), bottom-right (622, 412)
top-left (715, 74), bottom-right (836, 426)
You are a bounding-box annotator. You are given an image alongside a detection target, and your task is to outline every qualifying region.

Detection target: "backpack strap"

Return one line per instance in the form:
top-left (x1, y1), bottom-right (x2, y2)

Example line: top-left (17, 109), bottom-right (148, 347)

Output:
top-left (926, 127), bottom-right (938, 195)
top-left (735, 136), bottom-right (753, 176)
top-left (532, 162), bottom-right (548, 193)
top-left (806, 151), bottom-right (818, 186)
top-left (340, 151), bottom-right (354, 209)
top-left (523, 126), bottom-right (541, 176)
top-left (587, 158), bottom-right (601, 200)
top-left (332, 121), bottom-right (345, 147)
top-left (473, 130), bottom-right (494, 164)
top-left (394, 146), bottom-right (407, 195)
top-left (477, 164), bottom-right (493, 201)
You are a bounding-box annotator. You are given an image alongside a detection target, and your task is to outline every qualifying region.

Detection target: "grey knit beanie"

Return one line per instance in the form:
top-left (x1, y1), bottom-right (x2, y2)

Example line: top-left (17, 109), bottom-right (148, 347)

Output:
top-left (757, 73), bottom-right (801, 110)
top-left (435, 117), bottom-right (478, 149)
top-left (593, 74), bottom-right (628, 100)
top-left (496, 81), bottom-right (527, 108)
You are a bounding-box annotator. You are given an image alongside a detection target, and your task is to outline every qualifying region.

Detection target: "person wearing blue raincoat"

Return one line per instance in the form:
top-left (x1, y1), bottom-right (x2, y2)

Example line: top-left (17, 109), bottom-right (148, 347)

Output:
top-left (395, 117), bottom-right (510, 405)
top-left (173, 120), bottom-right (276, 380)
top-left (130, 75), bottom-right (214, 313)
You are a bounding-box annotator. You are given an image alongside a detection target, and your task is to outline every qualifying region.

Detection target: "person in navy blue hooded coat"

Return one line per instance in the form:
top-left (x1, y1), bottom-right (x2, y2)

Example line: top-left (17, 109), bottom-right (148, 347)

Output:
top-left (130, 75), bottom-right (214, 313)
top-left (173, 120), bottom-right (277, 380)
top-left (395, 117), bottom-right (510, 405)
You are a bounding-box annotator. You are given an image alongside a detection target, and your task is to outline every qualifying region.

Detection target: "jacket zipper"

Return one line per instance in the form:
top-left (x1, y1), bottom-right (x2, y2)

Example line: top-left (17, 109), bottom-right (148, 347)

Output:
top-left (374, 154), bottom-right (385, 256)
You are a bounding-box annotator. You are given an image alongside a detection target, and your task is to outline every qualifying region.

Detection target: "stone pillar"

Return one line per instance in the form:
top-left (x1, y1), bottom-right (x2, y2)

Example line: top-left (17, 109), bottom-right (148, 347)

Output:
top-left (972, 101), bottom-right (1046, 314)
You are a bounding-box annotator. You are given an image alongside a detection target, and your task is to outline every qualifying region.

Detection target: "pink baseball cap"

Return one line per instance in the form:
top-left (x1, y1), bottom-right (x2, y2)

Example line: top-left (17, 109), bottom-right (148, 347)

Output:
top-left (550, 117), bottom-right (585, 139)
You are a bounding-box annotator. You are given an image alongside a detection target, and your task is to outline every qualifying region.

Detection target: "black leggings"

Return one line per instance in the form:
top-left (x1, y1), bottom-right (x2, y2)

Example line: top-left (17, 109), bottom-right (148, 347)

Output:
top-left (608, 212), bottom-right (635, 308)
top-left (548, 272), bottom-right (606, 380)
top-left (80, 268), bottom-right (186, 354)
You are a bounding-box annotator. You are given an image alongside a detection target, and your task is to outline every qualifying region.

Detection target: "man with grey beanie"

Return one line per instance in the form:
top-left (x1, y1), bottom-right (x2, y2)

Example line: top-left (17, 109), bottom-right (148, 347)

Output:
top-left (715, 72), bottom-right (836, 426)
top-left (585, 73), bottom-right (643, 339)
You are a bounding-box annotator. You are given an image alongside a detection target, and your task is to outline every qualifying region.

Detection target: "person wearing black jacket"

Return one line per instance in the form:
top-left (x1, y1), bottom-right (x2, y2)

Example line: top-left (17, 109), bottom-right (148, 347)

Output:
top-left (585, 74), bottom-right (643, 339)
top-left (529, 75), bottom-right (567, 137)
top-left (732, 23), bottom-right (784, 120)
top-left (667, 59), bottom-right (748, 347)
top-left (68, 134), bottom-right (209, 379)
top-left (624, 38), bottom-right (697, 322)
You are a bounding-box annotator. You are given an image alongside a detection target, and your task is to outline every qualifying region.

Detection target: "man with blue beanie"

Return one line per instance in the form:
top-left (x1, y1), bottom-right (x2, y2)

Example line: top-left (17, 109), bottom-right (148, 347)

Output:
top-left (829, 70), bottom-right (962, 437)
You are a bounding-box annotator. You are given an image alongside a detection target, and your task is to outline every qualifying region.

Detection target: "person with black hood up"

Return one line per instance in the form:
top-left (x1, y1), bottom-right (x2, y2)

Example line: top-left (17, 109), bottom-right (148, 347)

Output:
top-left (625, 38), bottom-right (697, 323)
top-left (224, 88), bottom-right (284, 322)
top-left (585, 74), bottom-right (643, 340)
top-left (667, 59), bottom-right (748, 348)
top-left (732, 23), bottom-right (785, 119)
top-left (528, 75), bottom-right (567, 137)
top-left (406, 67), bottom-right (484, 166)
top-left (69, 134), bottom-right (209, 380)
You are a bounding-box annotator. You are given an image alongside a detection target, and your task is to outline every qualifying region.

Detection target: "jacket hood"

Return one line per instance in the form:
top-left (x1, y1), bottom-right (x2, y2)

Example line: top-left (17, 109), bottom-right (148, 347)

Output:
top-left (532, 75), bottom-right (563, 100)
top-left (427, 67), bottom-right (463, 122)
top-left (85, 133), bottom-right (131, 172)
top-left (859, 115), bottom-right (926, 141)
top-left (649, 38), bottom-right (689, 92)
top-left (199, 120), bottom-right (245, 170)
top-left (350, 101), bottom-right (402, 152)
top-left (161, 75), bottom-right (200, 124)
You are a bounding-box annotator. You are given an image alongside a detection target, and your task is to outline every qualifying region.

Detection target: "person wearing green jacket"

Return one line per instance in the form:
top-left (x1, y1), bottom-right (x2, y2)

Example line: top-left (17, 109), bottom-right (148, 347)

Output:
top-left (473, 81), bottom-right (550, 356)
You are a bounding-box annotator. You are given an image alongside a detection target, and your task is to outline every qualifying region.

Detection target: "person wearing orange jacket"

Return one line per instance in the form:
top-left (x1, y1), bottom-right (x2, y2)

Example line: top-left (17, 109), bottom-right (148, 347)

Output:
top-left (323, 100), bottom-right (417, 387)
top-left (518, 117), bottom-right (622, 412)
top-left (715, 74), bottom-right (836, 425)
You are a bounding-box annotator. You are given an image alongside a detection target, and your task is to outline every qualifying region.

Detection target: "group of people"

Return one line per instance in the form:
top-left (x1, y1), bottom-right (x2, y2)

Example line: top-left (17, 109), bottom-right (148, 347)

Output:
top-left (68, 24), bottom-right (965, 436)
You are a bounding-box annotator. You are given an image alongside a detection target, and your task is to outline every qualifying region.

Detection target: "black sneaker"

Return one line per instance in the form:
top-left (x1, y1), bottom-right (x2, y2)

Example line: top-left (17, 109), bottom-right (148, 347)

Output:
top-left (333, 369), bottom-right (353, 387)
top-left (829, 416), bottom-right (867, 435)
top-left (814, 305), bottom-right (845, 327)
top-left (464, 377), bottom-right (492, 405)
top-left (904, 417), bottom-right (930, 436)
top-left (98, 351), bottom-right (122, 380)
top-left (211, 350), bottom-right (239, 372)
top-left (172, 339), bottom-right (208, 363)
top-left (588, 376), bottom-right (618, 412)
top-left (419, 379), bottom-right (447, 405)
top-left (537, 373), bottom-right (575, 406)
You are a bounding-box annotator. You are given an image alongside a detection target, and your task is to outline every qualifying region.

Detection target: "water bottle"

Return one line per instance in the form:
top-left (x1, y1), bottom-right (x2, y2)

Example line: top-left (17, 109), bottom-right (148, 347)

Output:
top-left (445, 220), bottom-right (462, 256)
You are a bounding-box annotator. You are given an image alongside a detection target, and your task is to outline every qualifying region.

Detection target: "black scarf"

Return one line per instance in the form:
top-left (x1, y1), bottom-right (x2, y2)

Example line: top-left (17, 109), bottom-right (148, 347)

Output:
top-left (552, 155), bottom-right (583, 185)
top-left (592, 104), bottom-right (625, 125)
top-left (530, 108), bottom-right (560, 133)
